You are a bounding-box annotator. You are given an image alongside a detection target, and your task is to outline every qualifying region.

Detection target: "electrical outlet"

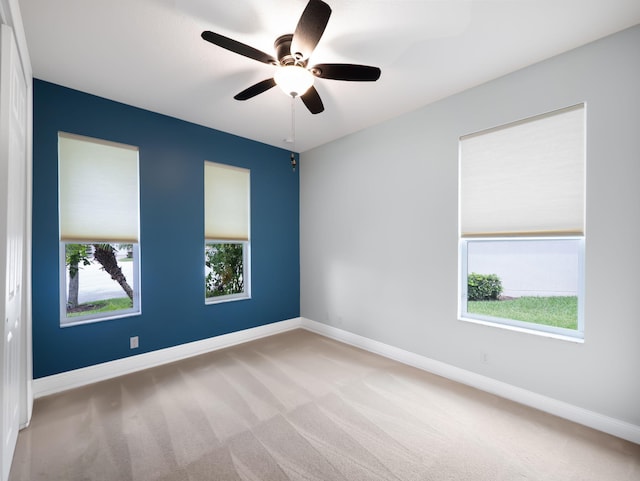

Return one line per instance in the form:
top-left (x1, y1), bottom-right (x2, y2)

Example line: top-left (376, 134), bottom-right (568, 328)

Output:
top-left (130, 336), bottom-right (139, 349)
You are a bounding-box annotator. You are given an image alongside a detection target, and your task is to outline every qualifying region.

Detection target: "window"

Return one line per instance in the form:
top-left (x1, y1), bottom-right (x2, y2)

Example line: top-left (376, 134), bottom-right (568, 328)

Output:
top-left (59, 133), bottom-right (141, 326)
top-left (204, 161), bottom-right (250, 303)
top-left (459, 104), bottom-right (585, 339)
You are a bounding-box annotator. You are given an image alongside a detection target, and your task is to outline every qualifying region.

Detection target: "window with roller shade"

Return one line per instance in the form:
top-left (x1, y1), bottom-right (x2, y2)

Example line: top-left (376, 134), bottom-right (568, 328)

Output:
top-left (204, 161), bottom-right (250, 303)
top-left (58, 132), bottom-right (141, 326)
top-left (458, 104), bottom-right (585, 339)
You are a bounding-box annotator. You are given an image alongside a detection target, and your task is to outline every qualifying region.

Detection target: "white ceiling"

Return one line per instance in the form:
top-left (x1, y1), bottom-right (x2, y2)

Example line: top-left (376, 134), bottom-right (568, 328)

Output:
top-left (18, 0), bottom-right (640, 152)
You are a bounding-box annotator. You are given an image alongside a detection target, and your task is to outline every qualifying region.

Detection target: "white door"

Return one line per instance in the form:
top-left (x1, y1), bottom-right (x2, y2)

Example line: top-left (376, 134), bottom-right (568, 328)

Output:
top-left (0, 23), bottom-right (26, 481)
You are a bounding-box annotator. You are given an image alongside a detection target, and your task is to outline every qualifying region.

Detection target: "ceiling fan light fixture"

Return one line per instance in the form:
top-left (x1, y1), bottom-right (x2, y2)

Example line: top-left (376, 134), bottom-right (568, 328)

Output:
top-left (274, 65), bottom-right (314, 97)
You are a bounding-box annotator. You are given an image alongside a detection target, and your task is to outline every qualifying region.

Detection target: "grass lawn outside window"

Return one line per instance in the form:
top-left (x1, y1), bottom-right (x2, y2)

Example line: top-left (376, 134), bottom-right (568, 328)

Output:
top-left (467, 296), bottom-right (578, 330)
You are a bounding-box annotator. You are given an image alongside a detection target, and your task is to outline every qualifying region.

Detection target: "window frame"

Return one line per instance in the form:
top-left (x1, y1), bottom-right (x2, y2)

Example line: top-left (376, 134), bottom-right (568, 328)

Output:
top-left (203, 160), bottom-right (251, 305)
top-left (58, 132), bottom-right (141, 327)
top-left (458, 236), bottom-right (585, 340)
top-left (204, 240), bottom-right (251, 304)
top-left (59, 242), bottom-right (141, 327)
top-left (458, 104), bottom-right (586, 341)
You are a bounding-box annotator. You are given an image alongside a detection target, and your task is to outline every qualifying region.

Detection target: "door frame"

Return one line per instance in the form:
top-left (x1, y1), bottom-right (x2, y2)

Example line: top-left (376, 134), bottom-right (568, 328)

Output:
top-left (0, 0), bottom-right (33, 435)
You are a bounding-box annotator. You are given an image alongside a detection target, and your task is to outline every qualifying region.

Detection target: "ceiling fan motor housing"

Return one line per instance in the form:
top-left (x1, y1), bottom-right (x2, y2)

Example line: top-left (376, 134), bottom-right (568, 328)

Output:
top-left (274, 34), bottom-right (301, 66)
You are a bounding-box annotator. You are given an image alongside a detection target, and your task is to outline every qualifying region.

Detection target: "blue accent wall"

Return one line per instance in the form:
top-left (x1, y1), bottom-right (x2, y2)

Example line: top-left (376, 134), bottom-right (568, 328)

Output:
top-left (32, 79), bottom-right (300, 379)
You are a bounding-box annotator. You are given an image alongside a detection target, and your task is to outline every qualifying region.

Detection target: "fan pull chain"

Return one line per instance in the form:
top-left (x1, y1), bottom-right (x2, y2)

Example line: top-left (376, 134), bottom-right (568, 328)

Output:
top-left (290, 96), bottom-right (297, 172)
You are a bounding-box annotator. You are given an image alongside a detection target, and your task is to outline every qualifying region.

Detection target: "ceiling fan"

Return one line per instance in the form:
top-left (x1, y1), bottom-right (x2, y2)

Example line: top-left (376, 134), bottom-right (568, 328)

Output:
top-left (201, 0), bottom-right (381, 114)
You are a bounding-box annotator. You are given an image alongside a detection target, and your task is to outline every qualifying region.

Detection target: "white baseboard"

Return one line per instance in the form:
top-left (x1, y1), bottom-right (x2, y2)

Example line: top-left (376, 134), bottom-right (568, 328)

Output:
top-left (33, 316), bottom-right (640, 445)
top-left (299, 318), bottom-right (640, 445)
top-left (33, 318), bottom-right (303, 399)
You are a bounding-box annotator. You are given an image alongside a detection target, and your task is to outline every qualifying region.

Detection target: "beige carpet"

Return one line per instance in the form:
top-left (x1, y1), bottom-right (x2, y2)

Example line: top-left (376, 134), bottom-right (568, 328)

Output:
top-left (10, 329), bottom-right (640, 480)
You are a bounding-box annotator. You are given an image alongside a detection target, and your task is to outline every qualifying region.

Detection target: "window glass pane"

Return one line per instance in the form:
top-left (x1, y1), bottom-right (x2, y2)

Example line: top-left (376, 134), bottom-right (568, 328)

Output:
top-left (62, 242), bottom-right (139, 326)
top-left (205, 242), bottom-right (246, 300)
top-left (464, 239), bottom-right (581, 332)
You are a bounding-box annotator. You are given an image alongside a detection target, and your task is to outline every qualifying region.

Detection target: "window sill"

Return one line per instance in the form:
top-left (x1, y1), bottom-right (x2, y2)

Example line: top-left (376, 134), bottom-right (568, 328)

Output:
top-left (205, 294), bottom-right (251, 305)
top-left (61, 309), bottom-right (141, 328)
top-left (458, 316), bottom-right (584, 344)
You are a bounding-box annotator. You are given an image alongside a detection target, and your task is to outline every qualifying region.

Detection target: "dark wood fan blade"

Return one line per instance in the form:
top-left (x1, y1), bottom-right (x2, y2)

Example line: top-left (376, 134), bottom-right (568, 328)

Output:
top-left (291, 0), bottom-right (331, 61)
top-left (301, 86), bottom-right (324, 114)
top-left (202, 31), bottom-right (276, 65)
top-left (234, 78), bottom-right (277, 101)
top-left (311, 63), bottom-right (381, 81)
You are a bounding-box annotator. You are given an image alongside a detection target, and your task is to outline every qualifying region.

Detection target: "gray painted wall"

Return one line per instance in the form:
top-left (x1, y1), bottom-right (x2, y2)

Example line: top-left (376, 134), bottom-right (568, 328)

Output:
top-left (300, 26), bottom-right (640, 426)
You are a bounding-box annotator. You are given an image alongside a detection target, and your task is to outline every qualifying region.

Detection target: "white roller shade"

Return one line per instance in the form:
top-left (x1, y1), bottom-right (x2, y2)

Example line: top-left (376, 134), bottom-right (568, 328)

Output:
top-left (59, 132), bottom-right (140, 243)
top-left (204, 162), bottom-right (250, 241)
top-left (460, 104), bottom-right (585, 237)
